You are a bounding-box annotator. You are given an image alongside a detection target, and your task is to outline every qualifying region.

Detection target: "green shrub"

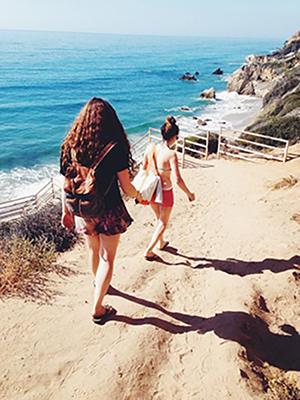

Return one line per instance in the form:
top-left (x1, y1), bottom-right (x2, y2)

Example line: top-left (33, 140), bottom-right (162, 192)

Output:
top-left (270, 103), bottom-right (285, 117)
top-left (0, 201), bottom-right (79, 253)
top-left (263, 77), bottom-right (299, 108)
top-left (247, 117), bottom-right (300, 144)
top-left (279, 92), bottom-right (300, 117)
top-left (176, 132), bottom-right (218, 157)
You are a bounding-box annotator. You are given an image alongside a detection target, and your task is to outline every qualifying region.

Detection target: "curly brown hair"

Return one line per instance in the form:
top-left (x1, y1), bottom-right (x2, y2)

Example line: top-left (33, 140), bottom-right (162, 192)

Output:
top-left (61, 97), bottom-right (134, 173)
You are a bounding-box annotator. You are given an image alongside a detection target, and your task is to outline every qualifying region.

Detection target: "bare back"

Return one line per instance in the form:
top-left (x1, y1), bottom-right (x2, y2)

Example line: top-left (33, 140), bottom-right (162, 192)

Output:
top-left (144, 143), bottom-right (177, 189)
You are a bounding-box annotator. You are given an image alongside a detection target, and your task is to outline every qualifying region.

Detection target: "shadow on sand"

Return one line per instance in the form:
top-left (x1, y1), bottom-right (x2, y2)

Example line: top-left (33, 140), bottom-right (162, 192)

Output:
top-left (108, 286), bottom-right (300, 371)
top-left (160, 247), bottom-right (300, 277)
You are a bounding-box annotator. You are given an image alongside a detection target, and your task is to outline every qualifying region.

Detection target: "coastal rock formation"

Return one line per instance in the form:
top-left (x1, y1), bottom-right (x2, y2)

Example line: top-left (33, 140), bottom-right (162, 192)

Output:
top-left (212, 68), bottom-right (223, 75)
top-left (227, 29), bottom-right (300, 143)
top-left (227, 67), bottom-right (255, 95)
top-left (180, 73), bottom-right (198, 81)
top-left (200, 87), bottom-right (216, 99)
top-left (272, 29), bottom-right (300, 56)
top-left (197, 118), bottom-right (207, 126)
top-left (227, 30), bottom-right (300, 97)
top-left (180, 106), bottom-right (192, 111)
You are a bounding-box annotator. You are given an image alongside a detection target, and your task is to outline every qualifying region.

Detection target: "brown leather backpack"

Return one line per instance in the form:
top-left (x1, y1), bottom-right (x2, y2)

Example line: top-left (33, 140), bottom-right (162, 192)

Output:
top-left (63, 142), bottom-right (116, 218)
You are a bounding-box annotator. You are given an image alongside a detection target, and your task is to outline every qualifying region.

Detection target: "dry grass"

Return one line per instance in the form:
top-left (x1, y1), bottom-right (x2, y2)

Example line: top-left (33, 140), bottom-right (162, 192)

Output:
top-left (291, 213), bottom-right (300, 225)
top-left (0, 201), bottom-right (81, 300)
top-left (265, 370), bottom-right (300, 399)
top-left (273, 175), bottom-right (298, 190)
top-left (0, 235), bottom-right (56, 297)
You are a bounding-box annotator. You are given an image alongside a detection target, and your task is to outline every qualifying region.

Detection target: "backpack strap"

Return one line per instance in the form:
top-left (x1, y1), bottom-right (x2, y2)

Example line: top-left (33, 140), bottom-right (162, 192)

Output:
top-left (69, 142), bottom-right (117, 197)
top-left (151, 144), bottom-right (159, 175)
top-left (70, 142), bottom-right (116, 170)
top-left (91, 142), bottom-right (116, 170)
top-left (146, 143), bottom-right (158, 175)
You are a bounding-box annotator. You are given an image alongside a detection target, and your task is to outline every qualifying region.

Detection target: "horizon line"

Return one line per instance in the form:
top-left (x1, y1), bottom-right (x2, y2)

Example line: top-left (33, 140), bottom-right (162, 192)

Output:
top-left (0, 28), bottom-right (285, 42)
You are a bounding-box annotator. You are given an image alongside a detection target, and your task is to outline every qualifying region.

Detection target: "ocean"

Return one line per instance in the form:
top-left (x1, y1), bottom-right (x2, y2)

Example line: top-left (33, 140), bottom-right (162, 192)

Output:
top-left (0, 30), bottom-right (282, 202)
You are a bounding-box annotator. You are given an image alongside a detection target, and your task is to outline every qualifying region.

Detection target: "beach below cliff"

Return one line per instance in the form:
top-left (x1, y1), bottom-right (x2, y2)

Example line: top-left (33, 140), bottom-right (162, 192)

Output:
top-left (1, 144), bottom-right (300, 399)
top-left (177, 91), bottom-right (263, 137)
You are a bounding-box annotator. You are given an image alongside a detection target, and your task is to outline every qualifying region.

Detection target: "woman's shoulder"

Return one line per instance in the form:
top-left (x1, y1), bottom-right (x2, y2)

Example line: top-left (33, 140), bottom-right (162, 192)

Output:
top-left (167, 148), bottom-right (178, 163)
top-left (108, 142), bottom-right (129, 171)
top-left (145, 142), bottom-right (157, 154)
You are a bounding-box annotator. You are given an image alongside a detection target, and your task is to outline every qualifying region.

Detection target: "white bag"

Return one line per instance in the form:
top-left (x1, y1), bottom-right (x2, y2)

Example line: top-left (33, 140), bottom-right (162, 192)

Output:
top-left (132, 166), bottom-right (160, 202)
top-left (153, 176), bottom-right (163, 203)
top-left (132, 144), bottom-right (162, 204)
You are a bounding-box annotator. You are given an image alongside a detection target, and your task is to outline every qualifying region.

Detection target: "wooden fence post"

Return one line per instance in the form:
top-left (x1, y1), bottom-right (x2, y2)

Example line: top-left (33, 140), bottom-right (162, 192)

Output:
top-left (217, 128), bottom-right (222, 160)
top-left (51, 178), bottom-right (55, 199)
top-left (205, 131), bottom-right (209, 160)
top-left (283, 140), bottom-right (289, 163)
top-left (182, 138), bottom-right (186, 169)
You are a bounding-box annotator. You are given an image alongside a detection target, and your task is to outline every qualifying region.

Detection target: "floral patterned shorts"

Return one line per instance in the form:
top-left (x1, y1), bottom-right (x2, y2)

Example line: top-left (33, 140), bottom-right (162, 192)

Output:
top-left (75, 203), bottom-right (133, 236)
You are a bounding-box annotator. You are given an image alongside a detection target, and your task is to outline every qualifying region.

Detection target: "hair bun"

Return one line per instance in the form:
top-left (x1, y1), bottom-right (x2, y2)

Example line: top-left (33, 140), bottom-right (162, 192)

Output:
top-left (166, 116), bottom-right (176, 125)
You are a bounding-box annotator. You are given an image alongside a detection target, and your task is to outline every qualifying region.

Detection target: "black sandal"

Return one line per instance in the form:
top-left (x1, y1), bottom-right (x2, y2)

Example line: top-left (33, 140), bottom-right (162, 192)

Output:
top-left (144, 253), bottom-right (160, 261)
top-left (92, 305), bottom-right (117, 325)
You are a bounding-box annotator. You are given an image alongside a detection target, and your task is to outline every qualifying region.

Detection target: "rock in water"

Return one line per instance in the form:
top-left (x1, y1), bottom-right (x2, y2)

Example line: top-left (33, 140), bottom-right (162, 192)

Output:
top-left (213, 68), bottom-right (223, 75)
top-left (180, 74), bottom-right (198, 81)
top-left (200, 87), bottom-right (216, 99)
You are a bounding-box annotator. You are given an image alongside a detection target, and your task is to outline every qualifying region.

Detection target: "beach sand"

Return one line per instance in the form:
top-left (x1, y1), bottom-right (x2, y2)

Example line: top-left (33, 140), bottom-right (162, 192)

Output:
top-left (221, 96), bottom-right (263, 131)
top-left (1, 145), bottom-right (300, 399)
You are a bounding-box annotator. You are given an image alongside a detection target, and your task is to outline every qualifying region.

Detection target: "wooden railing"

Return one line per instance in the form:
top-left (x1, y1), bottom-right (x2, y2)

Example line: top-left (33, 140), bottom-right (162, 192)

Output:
top-left (131, 128), bottom-right (162, 165)
top-left (0, 126), bottom-right (289, 222)
top-left (176, 129), bottom-right (210, 168)
top-left (217, 127), bottom-right (289, 163)
top-left (131, 127), bottom-right (210, 168)
top-left (0, 177), bottom-right (61, 223)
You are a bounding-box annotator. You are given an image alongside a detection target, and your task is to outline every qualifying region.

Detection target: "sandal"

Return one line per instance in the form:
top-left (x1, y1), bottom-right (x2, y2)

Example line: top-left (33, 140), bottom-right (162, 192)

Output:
top-left (144, 253), bottom-right (160, 262)
top-left (92, 305), bottom-right (117, 325)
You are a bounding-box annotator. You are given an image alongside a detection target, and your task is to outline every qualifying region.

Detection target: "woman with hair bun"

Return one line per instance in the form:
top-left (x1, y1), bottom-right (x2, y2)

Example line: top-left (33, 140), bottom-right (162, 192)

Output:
top-left (143, 116), bottom-right (195, 261)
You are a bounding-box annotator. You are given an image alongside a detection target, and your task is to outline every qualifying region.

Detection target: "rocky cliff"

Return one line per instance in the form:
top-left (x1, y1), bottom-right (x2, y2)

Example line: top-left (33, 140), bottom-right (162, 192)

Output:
top-left (227, 30), bottom-right (300, 143)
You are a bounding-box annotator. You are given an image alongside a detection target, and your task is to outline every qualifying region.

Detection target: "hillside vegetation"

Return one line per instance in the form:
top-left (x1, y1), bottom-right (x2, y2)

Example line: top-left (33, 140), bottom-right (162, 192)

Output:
top-left (227, 30), bottom-right (300, 143)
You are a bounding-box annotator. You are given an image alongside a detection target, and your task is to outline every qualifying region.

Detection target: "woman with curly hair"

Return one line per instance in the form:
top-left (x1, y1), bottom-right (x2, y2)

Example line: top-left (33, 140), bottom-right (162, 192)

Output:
top-left (60, 97), bottom-right (142, 324)
top-left (143, 116), bottom-right (195, 261)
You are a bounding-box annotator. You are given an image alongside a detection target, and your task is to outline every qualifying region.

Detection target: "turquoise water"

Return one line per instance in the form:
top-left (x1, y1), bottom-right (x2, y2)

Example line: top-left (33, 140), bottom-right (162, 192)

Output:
top-left (0, 30), bottom-right (282, 201)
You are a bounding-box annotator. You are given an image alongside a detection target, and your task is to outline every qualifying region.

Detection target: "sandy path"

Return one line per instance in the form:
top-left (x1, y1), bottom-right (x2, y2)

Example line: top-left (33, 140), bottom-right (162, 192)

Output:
top-left (1, 148), bottom-right (300, 400)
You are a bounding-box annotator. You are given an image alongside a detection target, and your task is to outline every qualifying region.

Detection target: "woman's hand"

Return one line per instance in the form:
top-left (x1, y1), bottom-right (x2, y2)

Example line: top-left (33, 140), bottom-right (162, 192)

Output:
top-left (135, 191), bottom-right (143, 204)
top-left (188, 192), bottom-right (195, 202)
top-left (118, 169), bottom-right (143, 199)
top-left (61, 212), bottom-right (75, 230)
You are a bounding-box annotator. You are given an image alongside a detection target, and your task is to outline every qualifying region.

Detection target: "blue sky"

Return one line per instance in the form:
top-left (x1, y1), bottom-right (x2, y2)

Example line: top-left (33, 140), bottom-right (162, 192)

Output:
top-left (0, 0), bottom-right (299, 40)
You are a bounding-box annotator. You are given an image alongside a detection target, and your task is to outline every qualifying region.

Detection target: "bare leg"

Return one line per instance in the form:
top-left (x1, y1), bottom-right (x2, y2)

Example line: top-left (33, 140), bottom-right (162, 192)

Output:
top-left (150, 203), bottom-right (170, 249)
top-left (85, 235), bottom-right (100, 276)
top-left (86, 233), bottom-right (120, 317)
top-left (145, 205), bottom-right (172, 258)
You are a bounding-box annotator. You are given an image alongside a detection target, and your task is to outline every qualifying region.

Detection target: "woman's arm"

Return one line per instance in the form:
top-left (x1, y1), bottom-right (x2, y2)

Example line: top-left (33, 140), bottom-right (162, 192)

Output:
top-left (61, 183), bottom-right (75, 230)
top-left (117, 169), bottom-right (142, 203)
top-left (170, 152), bottom-right (195, 201)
